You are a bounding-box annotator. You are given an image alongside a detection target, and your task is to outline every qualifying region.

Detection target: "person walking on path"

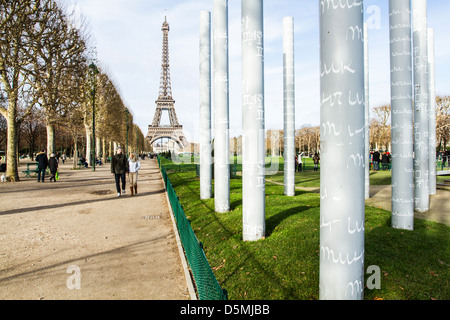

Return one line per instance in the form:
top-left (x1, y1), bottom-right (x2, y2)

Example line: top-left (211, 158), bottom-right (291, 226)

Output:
top-left (35, 149), bottom-right (48, 183)
top-left (128, 152), bottom-right (141, 196)
top-left (111, 147), bottom-right (129, 197)
top-left (313, 153), bottom-right (320, 172)
top-left (48, 153), bottom-right (58, 182)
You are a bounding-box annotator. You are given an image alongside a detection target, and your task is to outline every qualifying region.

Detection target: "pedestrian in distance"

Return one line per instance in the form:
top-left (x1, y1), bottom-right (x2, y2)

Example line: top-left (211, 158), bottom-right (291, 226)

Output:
top-left (313, 153), bottom-right (320, 172)
top-left (372, 150), bottom-right (380, 171)
top-left (298, 152), bottom-right (303, 172)
top-left (381, 151), bottom-right (390, 171)
top-left (128, 152), bottom-right (141, 196)
top-left (35, 149), bottom-right (48, 183)
top-left (111, 147), bottom-right (129, 197)
top-left (48, 153), bottom-right (58, 182)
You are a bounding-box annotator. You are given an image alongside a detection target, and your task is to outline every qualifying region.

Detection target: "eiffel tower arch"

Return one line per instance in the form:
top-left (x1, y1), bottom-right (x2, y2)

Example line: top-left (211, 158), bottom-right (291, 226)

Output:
top-left (147, 16), bottom-right (188, 152)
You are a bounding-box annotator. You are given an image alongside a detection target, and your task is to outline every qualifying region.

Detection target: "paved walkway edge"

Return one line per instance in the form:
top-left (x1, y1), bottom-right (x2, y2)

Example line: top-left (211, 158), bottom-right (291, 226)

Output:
top-left (158, 170), bottom-right (197, 300)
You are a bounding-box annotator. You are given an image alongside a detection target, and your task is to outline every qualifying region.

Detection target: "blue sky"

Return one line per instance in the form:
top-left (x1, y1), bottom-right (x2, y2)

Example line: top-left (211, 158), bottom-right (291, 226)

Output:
top-left (69, 0), bottom-right (449, 143)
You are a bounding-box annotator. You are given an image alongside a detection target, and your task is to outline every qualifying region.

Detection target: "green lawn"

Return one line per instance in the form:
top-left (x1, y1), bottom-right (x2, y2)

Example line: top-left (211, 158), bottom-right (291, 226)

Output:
top-left (160, 158), bottom-right (449, 300)
top-left (267, 166), bottom-right (448, 187)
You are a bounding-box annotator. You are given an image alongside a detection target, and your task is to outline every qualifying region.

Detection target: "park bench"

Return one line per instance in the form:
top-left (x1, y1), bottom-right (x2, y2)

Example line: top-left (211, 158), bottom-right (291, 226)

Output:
top-left (22, 163), bottom-right (49, 177)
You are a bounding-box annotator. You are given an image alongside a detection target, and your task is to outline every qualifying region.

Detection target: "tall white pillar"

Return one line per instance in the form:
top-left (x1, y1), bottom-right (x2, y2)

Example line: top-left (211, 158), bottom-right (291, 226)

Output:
top-left (213, 0), bottom-right (230, 212)
top-left (427, 28), bottom-right (436, 195)
top-left (200, 11), bottom-right (213, 200)
top-left (283, 17), bottom-right (295, 197)
top-left (364, 23), bottom-right (370, 200)
top-left (319, 0), bottom-right (365, 300)
top-left (242, 0), bottom-right (265, 241)
top-left (389, 0), bottom-right (415, 230)
top-left (412, 0), bottom-right (430, 212)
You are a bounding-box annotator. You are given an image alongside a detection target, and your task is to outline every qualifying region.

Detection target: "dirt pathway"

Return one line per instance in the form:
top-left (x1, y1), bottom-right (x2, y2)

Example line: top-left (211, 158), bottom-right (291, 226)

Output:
top-left (365, 184), bottom-right (449, 226)
top-left (0, 158), bottom-right (191, 300)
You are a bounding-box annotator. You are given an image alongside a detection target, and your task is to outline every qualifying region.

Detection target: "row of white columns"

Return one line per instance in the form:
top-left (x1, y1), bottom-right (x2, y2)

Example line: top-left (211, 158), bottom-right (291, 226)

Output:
top-left (200, 0), bottom-right (266, 242)
top-left (390, 0), bottom-right (437, 230)
top-left (199, 0), bottom-right (436, 299)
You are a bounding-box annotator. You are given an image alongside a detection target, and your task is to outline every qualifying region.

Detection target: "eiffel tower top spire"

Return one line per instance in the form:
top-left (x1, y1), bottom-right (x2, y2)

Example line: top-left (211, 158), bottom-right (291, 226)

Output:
top-left (158, 13), bottom-right (173, 100)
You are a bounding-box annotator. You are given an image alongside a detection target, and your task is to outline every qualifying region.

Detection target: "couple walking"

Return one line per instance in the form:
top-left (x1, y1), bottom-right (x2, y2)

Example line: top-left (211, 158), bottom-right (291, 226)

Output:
top-left (35, 149), bottom-right (59, 182)
top-left (111, 147), bottom-right (141, 197)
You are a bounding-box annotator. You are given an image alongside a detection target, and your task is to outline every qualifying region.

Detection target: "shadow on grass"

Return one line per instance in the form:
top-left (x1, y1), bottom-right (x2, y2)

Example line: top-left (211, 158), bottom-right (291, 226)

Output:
top-left (363, 209), bottom-right (450, 300)
top-left (265, 205), bottom-right (311, 237)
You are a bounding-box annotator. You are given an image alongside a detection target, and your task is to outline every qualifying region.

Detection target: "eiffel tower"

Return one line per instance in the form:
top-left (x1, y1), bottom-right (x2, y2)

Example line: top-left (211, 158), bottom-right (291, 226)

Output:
top-left (147, 16), bottom-right (188, 151)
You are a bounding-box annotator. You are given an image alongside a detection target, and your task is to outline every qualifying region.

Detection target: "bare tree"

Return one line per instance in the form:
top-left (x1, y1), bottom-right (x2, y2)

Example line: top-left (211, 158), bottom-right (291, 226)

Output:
top-left (370, 104), bottom-right (391, 150)
top-left (20, 108), bottom-right (46, 157)
top-left (436, 96), bottom-right (450, 151)
top-left (29, 0), bottom-right (87, 156)
top-left (0, 1), bottom-right (41, 181)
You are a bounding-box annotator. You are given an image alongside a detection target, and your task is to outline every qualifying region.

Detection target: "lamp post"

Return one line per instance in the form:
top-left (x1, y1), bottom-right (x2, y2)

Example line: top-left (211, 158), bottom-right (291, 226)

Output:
top-left (89, 63), bottom-right (99, 171)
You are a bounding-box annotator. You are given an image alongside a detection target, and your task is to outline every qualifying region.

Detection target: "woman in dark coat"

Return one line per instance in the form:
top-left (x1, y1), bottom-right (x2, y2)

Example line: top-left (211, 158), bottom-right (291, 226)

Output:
top-left (48, 153), bottom-right (58, 182)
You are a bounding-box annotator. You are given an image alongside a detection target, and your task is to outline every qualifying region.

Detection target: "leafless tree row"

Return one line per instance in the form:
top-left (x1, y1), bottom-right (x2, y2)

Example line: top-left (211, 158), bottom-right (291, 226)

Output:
top-left (370, 97), bottom-right (449, 152)
top-left (242, 96), bottom-right (450, 157)
top-left (0, 0), bottom-right (147, 181)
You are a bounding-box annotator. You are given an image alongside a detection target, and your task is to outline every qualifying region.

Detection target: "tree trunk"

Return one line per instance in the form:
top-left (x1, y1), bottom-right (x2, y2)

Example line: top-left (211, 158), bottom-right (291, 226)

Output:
top-left (96, 137), bottom-right (101, 159)
top-left (85, 124), bottom-right (91, 167)
top-left (46, 122), bottom-right (55, 155)
top-left (102, 138), bottom-right (107, 164)
top-left (72, 139), bottom-right (78, 170)
top-left (5, 102), bottom-right (20, 182)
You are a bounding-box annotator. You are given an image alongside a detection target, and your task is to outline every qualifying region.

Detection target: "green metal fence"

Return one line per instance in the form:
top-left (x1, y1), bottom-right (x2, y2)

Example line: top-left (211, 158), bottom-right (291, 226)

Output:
top-left (157, 156), bottom-right (228, 300)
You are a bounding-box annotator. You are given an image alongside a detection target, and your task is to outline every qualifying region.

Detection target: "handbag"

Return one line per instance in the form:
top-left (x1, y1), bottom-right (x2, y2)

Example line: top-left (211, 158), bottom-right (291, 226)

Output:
top-left (55, 170), bottom-right (60, 180)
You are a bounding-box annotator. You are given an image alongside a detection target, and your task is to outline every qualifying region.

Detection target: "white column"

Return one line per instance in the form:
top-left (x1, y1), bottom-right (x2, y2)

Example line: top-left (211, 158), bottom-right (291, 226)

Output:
top-left (412, 0), bottom-right (430, 212)
top-left (242, 0), bottom-right (265, 241)
top-left (283, 17), bottom-right (295, 197)
top-left (213, 0), bottom-right (230, 212)
top-left (364, 23), bottom-right (370, 200)
top-left (389, 0), bottom-right (415, 230)
top-left (319, 0), bottom-right (365, 300)
top-left (427, 28), bottom-right (436, 195)
top-left (200, 11), bottom-right (212, 200)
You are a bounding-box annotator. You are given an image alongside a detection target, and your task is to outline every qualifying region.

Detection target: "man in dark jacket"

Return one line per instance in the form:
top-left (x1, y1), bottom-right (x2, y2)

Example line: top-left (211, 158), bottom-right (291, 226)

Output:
top-left (111, 147), bottom-right (129, 197)
top-left (372, 150), bottom-right (380, 171)
top-left (35, 149), bottom-right (48, 182)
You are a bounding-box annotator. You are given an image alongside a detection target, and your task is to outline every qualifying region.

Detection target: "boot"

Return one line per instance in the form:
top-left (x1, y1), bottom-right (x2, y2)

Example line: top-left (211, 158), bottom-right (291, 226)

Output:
top-left (130, 186), bottom-right (134, 196)
top-left (134, 185), bottom-right (137, 195)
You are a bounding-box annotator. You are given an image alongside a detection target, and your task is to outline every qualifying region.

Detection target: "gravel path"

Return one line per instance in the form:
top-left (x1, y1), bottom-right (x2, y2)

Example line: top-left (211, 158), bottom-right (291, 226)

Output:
top-left (0, 158), bottom-right (190, 300)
